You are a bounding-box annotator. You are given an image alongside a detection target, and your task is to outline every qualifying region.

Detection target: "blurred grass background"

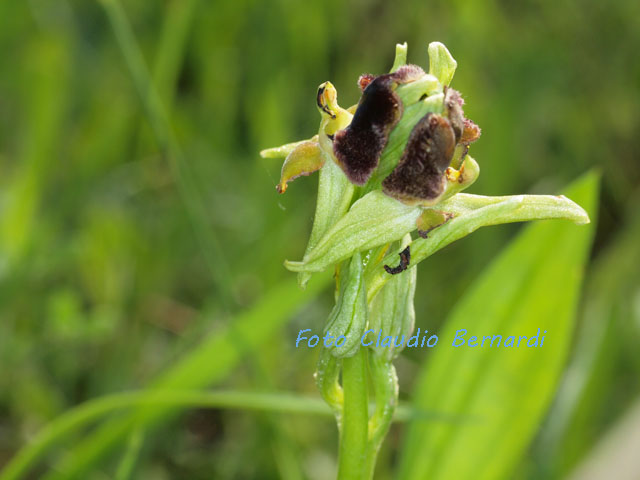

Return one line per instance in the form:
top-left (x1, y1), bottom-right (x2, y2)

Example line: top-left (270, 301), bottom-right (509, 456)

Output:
top-left (0, 0), bottom-right (639, 478)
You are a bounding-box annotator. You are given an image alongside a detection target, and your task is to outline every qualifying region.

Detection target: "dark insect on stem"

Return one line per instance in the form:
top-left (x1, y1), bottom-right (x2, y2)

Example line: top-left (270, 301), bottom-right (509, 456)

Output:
top-left (384, 245), bottom-right (411, 275)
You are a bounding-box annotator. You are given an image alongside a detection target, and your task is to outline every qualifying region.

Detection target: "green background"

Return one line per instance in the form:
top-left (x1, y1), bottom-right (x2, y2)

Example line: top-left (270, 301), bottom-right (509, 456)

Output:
top-left (0, 0), bottom-right (639, 478)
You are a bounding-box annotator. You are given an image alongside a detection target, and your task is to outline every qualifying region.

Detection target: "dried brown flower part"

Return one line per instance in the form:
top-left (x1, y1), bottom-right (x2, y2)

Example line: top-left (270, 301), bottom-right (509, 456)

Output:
top-left (416, 209), bottom-right (454, 238)
top-left (461, 118), bottom-right (482, 145)
top-left (358, 73), bottom-right (375, 91)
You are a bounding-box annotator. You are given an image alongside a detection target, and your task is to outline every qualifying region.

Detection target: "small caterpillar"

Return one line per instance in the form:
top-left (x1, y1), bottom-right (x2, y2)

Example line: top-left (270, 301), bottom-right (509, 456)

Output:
top-left (384, 245), bottom-right (411, 275)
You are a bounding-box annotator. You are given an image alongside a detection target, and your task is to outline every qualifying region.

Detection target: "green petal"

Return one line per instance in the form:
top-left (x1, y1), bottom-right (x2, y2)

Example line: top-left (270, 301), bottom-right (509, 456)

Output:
top-left (260, 136), bottom-right (318, 159)
top-left (428, 41), bottom-right (457, 86)
top-left (276, 141), bottom-right (325, 194)
top-left (390, 42), bottom-right (408, 72)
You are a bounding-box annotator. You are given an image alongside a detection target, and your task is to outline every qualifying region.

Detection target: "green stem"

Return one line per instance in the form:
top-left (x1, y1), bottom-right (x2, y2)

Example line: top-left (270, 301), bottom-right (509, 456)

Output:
top-left (338, 348), bottom-right (370, 479)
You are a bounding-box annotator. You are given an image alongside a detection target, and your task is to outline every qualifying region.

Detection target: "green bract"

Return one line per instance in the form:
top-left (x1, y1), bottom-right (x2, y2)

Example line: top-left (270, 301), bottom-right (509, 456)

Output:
top-left (367, 235), bottom-right (417, 361)
top-left (324, 252), bottom-right (368, 358)
top-left (285, 191), bottom-right (421, 274)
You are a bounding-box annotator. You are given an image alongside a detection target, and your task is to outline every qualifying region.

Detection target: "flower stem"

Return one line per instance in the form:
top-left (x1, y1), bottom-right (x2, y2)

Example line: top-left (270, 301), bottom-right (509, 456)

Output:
top-left (338, 348), bottom-right (370, 479)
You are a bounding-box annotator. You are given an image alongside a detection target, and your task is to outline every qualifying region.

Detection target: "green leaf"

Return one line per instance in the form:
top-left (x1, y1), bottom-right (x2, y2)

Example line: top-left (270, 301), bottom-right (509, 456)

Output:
top-left (398, 172), bottom-right (598, 480)
top-left (25, 272), bottom-right (331, 480)
top-left (532, 207), bottom-right (640, 478)
top-left (285, 191), bottom-right (422, 273)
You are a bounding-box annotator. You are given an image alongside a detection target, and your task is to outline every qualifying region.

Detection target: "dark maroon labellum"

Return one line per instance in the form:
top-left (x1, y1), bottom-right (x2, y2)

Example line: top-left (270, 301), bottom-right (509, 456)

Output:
top-left (333, 75), bottom-right (403, 185)
top-left (333, 65), bottom-right (426, 186)
top-left (382, 113), bottom-right (456, 204)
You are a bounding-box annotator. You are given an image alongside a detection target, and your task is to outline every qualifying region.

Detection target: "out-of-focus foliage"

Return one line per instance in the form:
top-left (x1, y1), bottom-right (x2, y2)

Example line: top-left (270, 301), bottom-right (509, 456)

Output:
top-left (0, 0), bottom-right (638, 479)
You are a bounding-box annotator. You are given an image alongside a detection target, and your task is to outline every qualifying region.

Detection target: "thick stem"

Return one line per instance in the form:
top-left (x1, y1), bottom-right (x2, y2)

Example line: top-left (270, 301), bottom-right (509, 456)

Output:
top-left (337, 348), bottom-right (369, 479)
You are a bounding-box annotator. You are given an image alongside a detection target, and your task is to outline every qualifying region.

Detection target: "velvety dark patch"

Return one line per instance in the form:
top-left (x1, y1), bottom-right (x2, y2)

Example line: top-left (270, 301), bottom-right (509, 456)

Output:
top-left (333, 74), bottom-right (403, 184)
top-left (382, 113), bottom-right (456, 204)
top-left (384, 245), bottom-right (411, 275)
top-left (444, 87), bottom-right (465, 142)
top-left (333, 65), bottom-right (427, 185)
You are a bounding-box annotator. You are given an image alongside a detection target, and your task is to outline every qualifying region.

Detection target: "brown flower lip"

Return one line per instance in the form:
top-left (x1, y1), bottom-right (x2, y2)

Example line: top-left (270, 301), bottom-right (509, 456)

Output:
top-left (332, 65), bottom-right (426, 186)
top-left (382, 112), bottom-right (457, 205)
